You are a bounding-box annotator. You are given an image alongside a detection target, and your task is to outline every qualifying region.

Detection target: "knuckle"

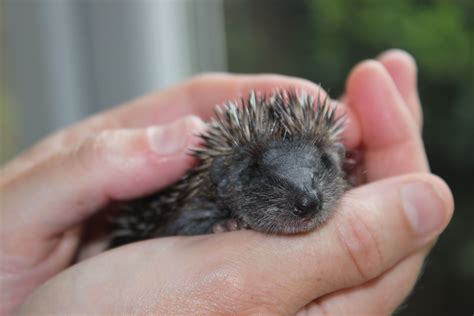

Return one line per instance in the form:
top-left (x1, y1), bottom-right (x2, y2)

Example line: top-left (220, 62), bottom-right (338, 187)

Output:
top-left (336, 202), bottom-right (385, 281)
top-left (58, 127), bottom-right (86, 147)
top-left (187, 73), bottom-right (222, 90)
top-left (73, 130), bottom-right (112, 171)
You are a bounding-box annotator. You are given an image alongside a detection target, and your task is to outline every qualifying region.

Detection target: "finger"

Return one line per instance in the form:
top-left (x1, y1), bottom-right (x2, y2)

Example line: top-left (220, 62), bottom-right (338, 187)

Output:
top-left (85, 74), bottom-right (346, 128)
top-left (216, 173), bottom-right (453, 313)
top-left (0, 116), bottom-right (206, 251)
top-left (99, 73), bottom-right (360, 146)
top-left (378, 49), bottom-right (422, 128)
top-left (3, 74), bottom-right (361, 178)
top-left (346, 60), bottom-right (429, 180)
top-left (0, 226), bottom-right (81, 315)
top-left (308, 250), bottom-right (427, 315)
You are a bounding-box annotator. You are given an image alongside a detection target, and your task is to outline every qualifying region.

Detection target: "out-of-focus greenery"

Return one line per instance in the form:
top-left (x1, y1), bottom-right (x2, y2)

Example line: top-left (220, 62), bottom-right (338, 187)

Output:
top-left (225, 0), bottom-right (473, 314)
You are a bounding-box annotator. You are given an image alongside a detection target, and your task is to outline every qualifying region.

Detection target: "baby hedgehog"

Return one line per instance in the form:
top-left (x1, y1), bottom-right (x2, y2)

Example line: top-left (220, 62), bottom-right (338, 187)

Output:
top-left (108, 90), bottom-right (349, 248)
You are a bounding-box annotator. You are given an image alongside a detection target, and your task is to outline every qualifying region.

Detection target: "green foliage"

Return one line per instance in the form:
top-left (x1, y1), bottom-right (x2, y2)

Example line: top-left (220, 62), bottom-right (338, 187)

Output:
top-left (309, 0), bottom-right (473, 80)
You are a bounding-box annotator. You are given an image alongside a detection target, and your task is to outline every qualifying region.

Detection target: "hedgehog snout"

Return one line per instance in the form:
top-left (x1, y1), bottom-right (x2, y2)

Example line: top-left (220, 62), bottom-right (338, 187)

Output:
top-left (293, 192), bottom-right (322, 217)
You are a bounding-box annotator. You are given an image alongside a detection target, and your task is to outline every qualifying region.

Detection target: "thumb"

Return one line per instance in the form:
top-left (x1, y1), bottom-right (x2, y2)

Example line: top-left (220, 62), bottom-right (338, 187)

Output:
top-left (1, 116), bottom-right (206, 244)
top-left (215, 173), bottom-right (453, 313)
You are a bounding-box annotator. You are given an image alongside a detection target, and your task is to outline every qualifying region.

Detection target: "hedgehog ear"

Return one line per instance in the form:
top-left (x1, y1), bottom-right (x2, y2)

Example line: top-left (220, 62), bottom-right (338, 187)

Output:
top-left (328, 142), bottom-right (346, 168)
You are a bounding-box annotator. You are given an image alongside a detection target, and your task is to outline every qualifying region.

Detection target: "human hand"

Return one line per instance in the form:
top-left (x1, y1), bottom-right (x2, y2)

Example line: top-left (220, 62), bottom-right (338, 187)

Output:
top-left (2, 50), bottom-right (453, 315)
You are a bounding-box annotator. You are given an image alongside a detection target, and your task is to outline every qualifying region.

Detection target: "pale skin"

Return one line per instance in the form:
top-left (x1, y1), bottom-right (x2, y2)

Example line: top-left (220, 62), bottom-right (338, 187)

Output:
top-left (0, 50), bottom-right (454, 315)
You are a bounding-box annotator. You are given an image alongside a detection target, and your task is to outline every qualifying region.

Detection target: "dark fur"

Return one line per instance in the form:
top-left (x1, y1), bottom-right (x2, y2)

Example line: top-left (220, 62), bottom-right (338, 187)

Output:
top-left (108, 90), bottom-right (348, 248)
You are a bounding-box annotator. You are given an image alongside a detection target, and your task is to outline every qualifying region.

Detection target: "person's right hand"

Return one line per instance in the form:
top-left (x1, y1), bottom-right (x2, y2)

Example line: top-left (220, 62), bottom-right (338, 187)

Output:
top-left (4, 50), bottom-right (453, 315)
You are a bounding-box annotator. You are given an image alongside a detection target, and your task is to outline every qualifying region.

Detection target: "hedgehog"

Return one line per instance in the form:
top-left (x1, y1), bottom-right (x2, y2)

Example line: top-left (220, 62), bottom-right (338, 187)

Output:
top-left (108, 89), bottom-right (350, 248)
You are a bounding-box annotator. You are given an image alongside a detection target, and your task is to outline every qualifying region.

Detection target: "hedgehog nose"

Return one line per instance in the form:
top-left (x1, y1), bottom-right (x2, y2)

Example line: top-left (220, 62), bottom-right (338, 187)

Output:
top-left (294, 194), bottom-right (321, 217)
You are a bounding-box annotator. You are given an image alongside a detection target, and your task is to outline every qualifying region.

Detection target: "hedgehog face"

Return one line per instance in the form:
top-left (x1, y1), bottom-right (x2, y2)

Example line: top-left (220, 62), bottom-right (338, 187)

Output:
top-left (211, 140), bottom-right (347, 234)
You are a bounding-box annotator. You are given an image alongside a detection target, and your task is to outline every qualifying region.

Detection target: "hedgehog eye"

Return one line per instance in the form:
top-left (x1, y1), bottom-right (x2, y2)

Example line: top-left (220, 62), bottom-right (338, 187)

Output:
top-left (247, 160), bottom-right (262, 177)
top-left (321, 153), bottom-right (333, 169)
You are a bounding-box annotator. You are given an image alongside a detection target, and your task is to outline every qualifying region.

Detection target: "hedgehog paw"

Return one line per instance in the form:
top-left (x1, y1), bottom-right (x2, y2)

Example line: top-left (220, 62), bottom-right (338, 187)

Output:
top-left (212, 219), bottom-right (248, 233)
top-left (344, 148), bottom-right (367, 186)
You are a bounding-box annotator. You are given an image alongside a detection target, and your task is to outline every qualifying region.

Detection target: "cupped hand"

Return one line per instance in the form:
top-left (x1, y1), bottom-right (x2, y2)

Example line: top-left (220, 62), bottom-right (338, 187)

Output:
top-left (1, 50), bottom-right (453, 315)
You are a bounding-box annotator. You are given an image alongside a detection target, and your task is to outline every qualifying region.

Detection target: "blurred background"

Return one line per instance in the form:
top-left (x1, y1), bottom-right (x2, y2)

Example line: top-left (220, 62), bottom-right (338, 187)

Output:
top-left (1, 0), bottom-right (472, 314)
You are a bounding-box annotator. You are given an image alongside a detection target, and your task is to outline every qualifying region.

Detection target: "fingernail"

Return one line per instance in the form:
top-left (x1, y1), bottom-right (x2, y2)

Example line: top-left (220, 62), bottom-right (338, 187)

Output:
top-left (401, 182), bottom-right (446, 237)
top-left (147, 117), bottom-right (206, 154)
